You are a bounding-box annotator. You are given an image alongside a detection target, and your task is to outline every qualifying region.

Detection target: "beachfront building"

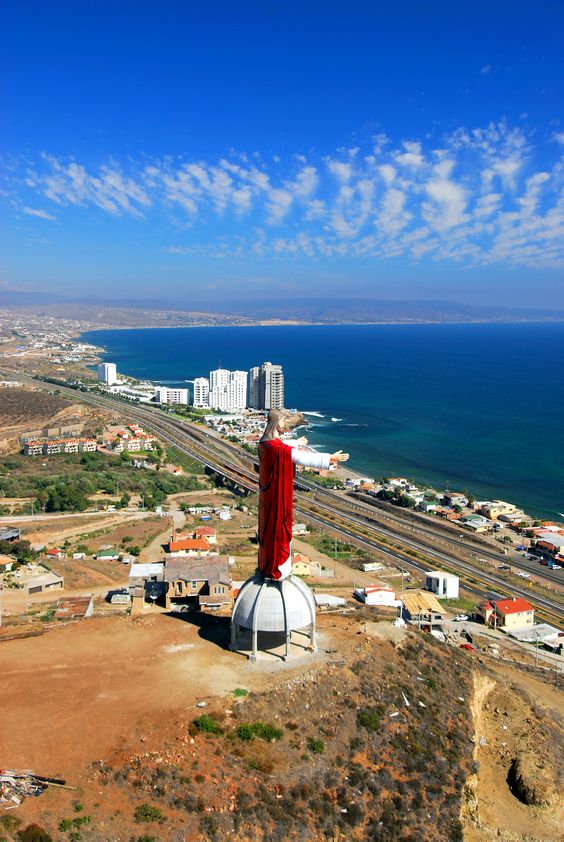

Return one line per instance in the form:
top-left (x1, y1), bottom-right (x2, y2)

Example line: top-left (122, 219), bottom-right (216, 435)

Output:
top-left (97, 362), bottom-right (117, 385)
top-left (479, 500), bottom-right (517, 520)
top-left (193, 377), bottom-right (210, 408)
top-left (209, 369), bottom-right (247, 412)
top-left (248, 361), bottom-right (284, 410)
top-left (154, 386), bottom-right (190, 405)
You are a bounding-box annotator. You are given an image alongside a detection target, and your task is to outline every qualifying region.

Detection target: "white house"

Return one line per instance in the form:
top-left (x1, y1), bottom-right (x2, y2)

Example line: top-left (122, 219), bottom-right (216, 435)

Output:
top-left (354, 586), bottom-right (402, 608)
top-left (424, 570), bottom-right (460, 599)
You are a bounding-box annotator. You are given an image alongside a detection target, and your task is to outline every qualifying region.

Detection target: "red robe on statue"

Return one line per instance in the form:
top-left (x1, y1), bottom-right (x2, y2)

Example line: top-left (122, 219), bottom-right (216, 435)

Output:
top-left (258, 438), bottom-right (294, 579)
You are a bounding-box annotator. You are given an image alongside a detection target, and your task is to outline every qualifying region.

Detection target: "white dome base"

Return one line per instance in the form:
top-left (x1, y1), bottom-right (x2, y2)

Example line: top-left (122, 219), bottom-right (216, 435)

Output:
top-left (230, 573), bottom-right (317, 661)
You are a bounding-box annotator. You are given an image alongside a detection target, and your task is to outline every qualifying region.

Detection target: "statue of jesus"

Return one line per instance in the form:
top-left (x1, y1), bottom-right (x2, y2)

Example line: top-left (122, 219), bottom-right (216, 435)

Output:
top-left (258, 409), bottom-right (349, 580)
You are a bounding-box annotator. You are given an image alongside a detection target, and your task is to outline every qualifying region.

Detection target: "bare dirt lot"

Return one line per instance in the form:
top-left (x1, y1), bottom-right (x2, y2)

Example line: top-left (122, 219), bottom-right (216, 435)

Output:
top-left (0, 387), bottom-right (72, 432)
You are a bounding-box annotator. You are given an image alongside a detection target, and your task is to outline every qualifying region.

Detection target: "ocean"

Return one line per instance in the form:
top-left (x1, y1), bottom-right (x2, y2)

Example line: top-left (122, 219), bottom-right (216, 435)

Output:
top-left (81, 323), bottom-right (564, 520)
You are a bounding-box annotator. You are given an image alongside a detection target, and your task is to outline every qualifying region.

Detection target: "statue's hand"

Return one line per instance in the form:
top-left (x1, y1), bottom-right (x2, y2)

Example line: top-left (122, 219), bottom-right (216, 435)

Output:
top-left (330, 450), bottom-right (349, 463)
top-left (295, 436), bottom-right (309, 447)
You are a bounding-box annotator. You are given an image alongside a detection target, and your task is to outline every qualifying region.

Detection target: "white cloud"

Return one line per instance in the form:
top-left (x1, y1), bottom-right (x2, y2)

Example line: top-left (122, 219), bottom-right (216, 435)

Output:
top-left (5, 120), bottom-right (564, 269)
top-left (377, 188), bottom-right (411, 234)
top-left (394, 141), bottom-right (424, 168)
top-left (423, 178), bottom-right (468, 231)
top-left (21, 206), bottom-right (56, 220)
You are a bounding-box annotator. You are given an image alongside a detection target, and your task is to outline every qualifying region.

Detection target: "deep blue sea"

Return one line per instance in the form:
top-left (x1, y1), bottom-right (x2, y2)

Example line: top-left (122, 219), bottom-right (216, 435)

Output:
top-left (81, 324), bottom-right (564, 520)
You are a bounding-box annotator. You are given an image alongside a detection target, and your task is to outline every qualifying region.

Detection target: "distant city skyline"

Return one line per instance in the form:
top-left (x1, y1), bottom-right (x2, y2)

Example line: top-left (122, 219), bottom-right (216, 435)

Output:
top-left (1, 1), bottom-right (563, 307)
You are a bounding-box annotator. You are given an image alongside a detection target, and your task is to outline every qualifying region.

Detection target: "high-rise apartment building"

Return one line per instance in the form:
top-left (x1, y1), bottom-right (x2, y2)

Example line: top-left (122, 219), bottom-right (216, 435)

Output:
top-left (97, 362), bottom-right (117, 385)
top-left (154, 386), bottom-right (189, 405)
top-left (209, 369), bottom-right (248, 412)
top-left (248, 361), bottom-right (284, 409)
top-left (193, 377), bottom-right (210, 408)
top-left (249, 366), bottom-right (261, 408)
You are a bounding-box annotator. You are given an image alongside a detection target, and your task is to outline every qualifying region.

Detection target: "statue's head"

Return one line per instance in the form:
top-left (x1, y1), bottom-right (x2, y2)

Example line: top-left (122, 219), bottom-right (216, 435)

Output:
top-left (261, 409), bottom-right (305, 441)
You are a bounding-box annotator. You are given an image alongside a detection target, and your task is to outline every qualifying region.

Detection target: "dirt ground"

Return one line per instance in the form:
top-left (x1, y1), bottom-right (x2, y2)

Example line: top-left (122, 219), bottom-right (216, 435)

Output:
top-left (0, 613), bottom-right (269, 779)
top-left (464, 665), bottom-right (563, 841)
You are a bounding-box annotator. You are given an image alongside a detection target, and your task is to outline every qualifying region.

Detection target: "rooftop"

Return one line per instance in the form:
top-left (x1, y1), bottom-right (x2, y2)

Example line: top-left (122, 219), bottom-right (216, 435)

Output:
top-left (495, 597), bottom-right (534, 615)
top-left (164, 556), bottom-right (231, 586)
top-left (402, 590), bottom-right (445, 615)
top-left (168, 537), bottom-right (211, 552)
top-left (129, 563), bottom-right (165, 578)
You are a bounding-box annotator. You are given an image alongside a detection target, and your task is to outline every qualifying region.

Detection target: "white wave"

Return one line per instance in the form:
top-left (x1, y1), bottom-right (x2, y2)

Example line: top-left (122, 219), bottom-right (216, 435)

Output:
top-left (331, 417), bottom-right (343, 422)
top-left (303, 411), bottom-right (325, 418)
top-left (343, 423), bottom-right (368, 427)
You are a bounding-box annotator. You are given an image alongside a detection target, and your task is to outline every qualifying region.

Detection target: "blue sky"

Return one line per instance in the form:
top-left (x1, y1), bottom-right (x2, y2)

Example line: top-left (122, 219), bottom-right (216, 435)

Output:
top-left (1, 1), bottom-right (563, 307)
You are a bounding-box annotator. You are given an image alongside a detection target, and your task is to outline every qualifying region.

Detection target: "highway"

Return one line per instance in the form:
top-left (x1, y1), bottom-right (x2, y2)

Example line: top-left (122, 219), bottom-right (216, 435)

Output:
top-left (18, 379), bottom-right (564, 627)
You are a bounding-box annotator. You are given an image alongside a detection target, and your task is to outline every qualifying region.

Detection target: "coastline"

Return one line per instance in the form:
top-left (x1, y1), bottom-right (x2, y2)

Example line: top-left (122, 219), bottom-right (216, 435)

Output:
top-left (76, 323), bottom-right (564, 522)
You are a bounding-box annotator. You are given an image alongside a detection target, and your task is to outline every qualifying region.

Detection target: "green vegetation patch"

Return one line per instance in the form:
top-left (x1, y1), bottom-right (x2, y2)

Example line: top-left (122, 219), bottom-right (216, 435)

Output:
top-left (357, 704), bottom-right (385, 731)
top-left (133, 804), bottom-right (166, 825)
top-left (236, 721), bottom-right (283, 742)
top-left (0, 450), bottom-right (207, 513)
top-left (232, 687), bottom-right (248, 697)
top-left (306, 737), bottom-right (325, 755)
top-left (192, 714), bottom-right (222, 735)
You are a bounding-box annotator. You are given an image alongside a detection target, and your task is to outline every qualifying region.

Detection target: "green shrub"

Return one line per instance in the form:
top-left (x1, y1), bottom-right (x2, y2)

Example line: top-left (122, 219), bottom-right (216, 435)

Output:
top-left (307, 737), bottom-right (325, 755)
top-left (192, 714), bottom-right (222, 734)
top-left (232, 687), bottom-right (248, 697)
top-left (236, 722), bottom-right (283, 742)
top-left (357, 704), bottom-right (385, 731)
top-left (133, 804), bottom-right (165, 824)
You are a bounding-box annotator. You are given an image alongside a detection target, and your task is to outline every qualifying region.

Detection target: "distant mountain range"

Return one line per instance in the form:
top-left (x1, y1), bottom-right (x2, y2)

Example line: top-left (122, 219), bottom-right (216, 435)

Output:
top-left (1, 289), bottom-right (563, 325)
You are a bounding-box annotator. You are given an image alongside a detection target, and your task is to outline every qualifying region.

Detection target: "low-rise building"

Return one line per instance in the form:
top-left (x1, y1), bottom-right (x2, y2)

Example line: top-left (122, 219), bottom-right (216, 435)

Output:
top-left (401, 591), bottom-right (446, 629)
top-left (292, 523), bottom-right (309, 536)
top-left (25, 572), bottom-right (64, 593)
top-left (23, 440), bottom-right (44, 456)
top-left (355, 586), bottom-right (402, 608)
top-left (45, 547), bottom-right (65, 559)
top-left (494, 597), bottom-right (535, 630)
top-left (0, 554), bottom-right (16, 572)
top-left (0, 527), bottom-right (21, 542)
top-left (362, 561), bottom-right (385, 573)
top-left (43, 441), bottom-right (62, 455)
top-left (128, 562), bottom-right (165, 589)
top-left (164, 557), bottom-right (232, 610)
top-left (80, 438), bottom-right (97, 452)
top-left (193, 527), bottom-right (217, 545)
top-left (292, 552), bottom-right (312, 576)
top-left (424, 570), bottom-right (460, 599)
top-left (479, 500), bottom-right (517, 521)
top-left (535, 532), bottom-right (564, 560)
top-left (462, 514), bottom-right (491, 532)
top-left (95, 549), bottom-right (121, 561)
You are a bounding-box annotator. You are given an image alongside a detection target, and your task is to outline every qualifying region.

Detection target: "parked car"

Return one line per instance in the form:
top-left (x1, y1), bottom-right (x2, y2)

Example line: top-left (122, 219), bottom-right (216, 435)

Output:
top-left (516, 570), bottom-right (530, 578)
top-left (453, 614), bottom-right (469, 621)
top-left (498, 564), bottom-right (511, 570)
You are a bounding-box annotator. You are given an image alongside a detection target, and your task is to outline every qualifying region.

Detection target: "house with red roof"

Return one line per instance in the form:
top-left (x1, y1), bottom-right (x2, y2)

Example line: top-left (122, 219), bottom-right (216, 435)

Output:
top-left (193, 526), bottom-right (217, 545)
top-left (494, 597), bottom-right (535, 630)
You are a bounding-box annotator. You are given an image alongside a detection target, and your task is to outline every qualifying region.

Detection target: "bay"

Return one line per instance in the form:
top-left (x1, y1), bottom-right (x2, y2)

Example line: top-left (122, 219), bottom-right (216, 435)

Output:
top-left (81, 323), bottom-right (564, 520)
